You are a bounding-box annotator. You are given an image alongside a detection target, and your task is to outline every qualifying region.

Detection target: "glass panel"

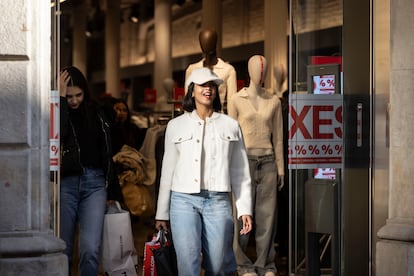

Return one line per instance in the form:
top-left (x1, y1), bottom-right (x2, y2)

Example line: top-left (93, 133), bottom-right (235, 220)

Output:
top-left (289, 0), bottom-right (343, 275)
top-left (50, 0), bottom-right (61, 237)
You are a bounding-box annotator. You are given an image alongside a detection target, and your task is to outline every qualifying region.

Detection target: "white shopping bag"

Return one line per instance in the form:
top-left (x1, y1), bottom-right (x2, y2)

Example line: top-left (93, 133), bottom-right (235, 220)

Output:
top-left (102, 201), bottom-right (138, 276)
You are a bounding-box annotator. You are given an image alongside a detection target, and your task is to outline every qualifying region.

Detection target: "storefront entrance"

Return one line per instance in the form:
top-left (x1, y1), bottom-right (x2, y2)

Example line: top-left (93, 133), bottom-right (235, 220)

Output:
top-left (287, 0), bottom-right (389, 275)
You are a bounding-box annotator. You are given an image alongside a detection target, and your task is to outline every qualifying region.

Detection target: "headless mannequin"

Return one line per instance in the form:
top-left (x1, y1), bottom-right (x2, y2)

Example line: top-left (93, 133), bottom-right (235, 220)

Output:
top-left (229, 55), bottom-right (284, 275)
top-left (185, 28), bottom-right (237, 113)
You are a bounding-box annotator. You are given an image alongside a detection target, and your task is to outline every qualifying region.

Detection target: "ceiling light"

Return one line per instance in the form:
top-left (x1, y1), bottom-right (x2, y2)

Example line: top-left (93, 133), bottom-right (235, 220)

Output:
top-left (85, 20), bottom-right (93, 37)
top-left (129, 4), bottom-right (140, 24)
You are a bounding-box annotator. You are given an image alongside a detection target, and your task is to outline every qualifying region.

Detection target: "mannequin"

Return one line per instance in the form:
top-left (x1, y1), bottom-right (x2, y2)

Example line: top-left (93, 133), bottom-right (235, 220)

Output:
top-left (185, 28), bottom-right (237, 113)
top-left (228, 55), bottom-right (284, 276)
top-left (163, 77), bottom-right (175, 97)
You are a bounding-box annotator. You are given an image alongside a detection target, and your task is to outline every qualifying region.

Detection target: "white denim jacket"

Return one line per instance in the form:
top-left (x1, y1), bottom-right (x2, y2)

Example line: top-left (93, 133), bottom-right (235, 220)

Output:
top-left (155, 111), bottom-right (252, 220)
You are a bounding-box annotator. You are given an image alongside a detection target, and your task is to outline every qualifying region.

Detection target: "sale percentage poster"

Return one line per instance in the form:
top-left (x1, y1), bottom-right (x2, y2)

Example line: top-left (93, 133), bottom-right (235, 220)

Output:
top-left (288, 94), bottom-right (343, 169)
top-left (50, 90), bottom-right (60, 171)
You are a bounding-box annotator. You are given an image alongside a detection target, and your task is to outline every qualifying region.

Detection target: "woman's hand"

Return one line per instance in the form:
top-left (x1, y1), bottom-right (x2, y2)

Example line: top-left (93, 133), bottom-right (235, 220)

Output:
top-left (59, 70), bottom-right (70, 97)
top-left (240, 215), bottom-right (253, 235)
top-left (106, 200), bottom-right (116, 206)
top-left (155, 220), bottom-right (169, 232)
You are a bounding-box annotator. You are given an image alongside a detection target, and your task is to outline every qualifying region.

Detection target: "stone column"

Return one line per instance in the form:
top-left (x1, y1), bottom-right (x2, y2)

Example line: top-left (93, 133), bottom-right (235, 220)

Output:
top-left (0, 0), bottom-right (67, 275)
top-left (264, 0), bottom-right (288, 97)
top-left (376, 0), bottom-right (414, 275)
top-left (202, 0), bottom-right (222, 57)
top-left (154, 0), bottom-right (172, 112)
top-left (105, 0), bottom-right (121, 98)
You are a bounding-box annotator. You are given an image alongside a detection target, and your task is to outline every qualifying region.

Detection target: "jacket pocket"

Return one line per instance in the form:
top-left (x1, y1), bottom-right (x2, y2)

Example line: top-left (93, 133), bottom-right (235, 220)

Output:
top-left (172, 133), bottom-right (193, 144)
top-left (219, 132), bottom-right (239, 142)
top-left (218, 132), bottom-right (239, 155)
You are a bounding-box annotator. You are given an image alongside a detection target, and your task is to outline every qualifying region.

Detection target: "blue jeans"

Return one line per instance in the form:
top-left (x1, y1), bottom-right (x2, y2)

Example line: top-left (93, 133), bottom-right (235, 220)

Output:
top-left (170, 190), bottom-right (236, 276)
top-left (60, 168), bottom-right (107, 276)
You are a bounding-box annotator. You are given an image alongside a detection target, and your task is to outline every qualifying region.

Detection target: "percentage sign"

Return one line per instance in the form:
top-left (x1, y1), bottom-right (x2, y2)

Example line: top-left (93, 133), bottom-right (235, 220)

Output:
top-left (327, 79), bottom-right (335, 87)
top-left (51, 145), bottom-right (58, 155)
top-left (321, 145), bottom-right (333, 154)
top-left (308, 145), bottom-right (320, 154)
top-left (335, 144), bottom-right (342, 154)
top-left (295, 145), bottom-right (307, 155)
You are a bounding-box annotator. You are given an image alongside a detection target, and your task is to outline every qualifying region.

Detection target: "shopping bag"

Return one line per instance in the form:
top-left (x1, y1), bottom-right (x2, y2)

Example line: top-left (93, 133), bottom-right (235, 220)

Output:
top-left (102, 201), bottom-right (138, 276)
top-left (152, 229), bottom-right (178, 276)
top-left (142, 229), bottom-right (178, 276)
top-left (142, 234), bottom-right (159, 276)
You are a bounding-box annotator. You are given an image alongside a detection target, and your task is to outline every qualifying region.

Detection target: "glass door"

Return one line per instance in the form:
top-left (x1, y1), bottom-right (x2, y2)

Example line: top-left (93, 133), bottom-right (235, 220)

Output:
top-left (288, 0), bottom-right (372, 275)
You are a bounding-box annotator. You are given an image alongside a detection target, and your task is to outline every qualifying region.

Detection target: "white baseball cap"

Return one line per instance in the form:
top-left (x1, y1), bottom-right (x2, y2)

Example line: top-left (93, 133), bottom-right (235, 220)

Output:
top-left (185, 67), bottom-right (224, 89)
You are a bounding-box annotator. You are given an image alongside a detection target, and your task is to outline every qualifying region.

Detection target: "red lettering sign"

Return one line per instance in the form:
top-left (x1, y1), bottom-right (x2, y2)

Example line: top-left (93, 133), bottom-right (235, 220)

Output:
top-left (288, 94), bottom-right (343, 169)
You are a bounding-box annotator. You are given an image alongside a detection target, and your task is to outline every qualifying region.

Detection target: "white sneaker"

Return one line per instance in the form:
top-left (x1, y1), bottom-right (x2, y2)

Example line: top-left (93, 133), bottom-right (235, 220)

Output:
top-left (241, 273), bottom-right (258, 276)
top-left (264, 272), bottom-right (276, 276)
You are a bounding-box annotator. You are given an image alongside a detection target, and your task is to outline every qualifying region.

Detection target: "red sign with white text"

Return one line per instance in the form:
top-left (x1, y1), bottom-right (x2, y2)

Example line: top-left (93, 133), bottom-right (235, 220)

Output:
top-left (50, 90), bottom-right (60, 171)
top-left (288, 94), bottom-right (343, 169)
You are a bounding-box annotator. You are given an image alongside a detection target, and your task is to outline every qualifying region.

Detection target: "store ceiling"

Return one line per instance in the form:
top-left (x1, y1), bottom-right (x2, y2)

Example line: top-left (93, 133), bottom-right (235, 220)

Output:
top-left (53, 0), bottom-right (199, 17)
top-left (54, 0), bottom-right (201, 26)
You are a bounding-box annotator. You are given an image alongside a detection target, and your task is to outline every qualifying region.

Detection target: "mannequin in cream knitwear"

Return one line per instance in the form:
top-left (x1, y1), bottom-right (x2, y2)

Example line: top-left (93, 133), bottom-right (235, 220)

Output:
top-left (228, 55), bottom-right (284, 185)
top-left (228, 55), bottom-right (284, 276)
top-left (185, 28), bottom-right (237, 113)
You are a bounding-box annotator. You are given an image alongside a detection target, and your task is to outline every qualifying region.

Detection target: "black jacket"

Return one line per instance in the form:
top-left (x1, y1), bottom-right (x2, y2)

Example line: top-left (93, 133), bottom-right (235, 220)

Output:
top-left (60, 97), bottom-right (123, 201)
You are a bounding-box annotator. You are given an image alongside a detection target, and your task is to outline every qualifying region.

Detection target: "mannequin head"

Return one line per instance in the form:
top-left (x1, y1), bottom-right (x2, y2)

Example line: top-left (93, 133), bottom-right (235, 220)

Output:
top-left (248, 55), bottom-right (268, 86)
top-left (274, 63), bottom-right (286, 89)
top-left (199, 28), bottom-right (218, 56)
top-left (163, 78), bottom-right (175, 95)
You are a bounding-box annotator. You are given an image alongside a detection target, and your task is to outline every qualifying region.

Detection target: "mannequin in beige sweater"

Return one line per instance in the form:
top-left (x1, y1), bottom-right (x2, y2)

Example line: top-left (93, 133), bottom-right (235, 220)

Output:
top-left (185, 28), bottom-right (237, 113)
top-left (228, 55), bottom-right (284, 276)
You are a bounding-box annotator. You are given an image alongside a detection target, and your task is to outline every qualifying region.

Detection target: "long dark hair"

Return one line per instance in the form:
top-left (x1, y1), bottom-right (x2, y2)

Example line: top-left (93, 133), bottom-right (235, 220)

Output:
top-left (61, 66), bottom-right (98, 130)
top-left (61, 66), bottom-right (91, 108)
top-left (182, 82), bottom-right (222, 112)
top-left (114, 99), bottom-right (132, 125)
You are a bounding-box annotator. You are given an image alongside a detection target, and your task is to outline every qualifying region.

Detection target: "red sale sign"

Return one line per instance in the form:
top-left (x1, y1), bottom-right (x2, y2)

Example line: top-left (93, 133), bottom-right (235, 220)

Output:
top-left (288, 94), bottom-right (343, 169)
top-left (50, 90), bottom-right (60, 171)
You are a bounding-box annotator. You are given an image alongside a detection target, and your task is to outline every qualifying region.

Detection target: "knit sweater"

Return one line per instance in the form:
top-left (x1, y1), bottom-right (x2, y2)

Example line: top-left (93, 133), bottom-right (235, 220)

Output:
top-left (228, 87), bottom-right (285, 176)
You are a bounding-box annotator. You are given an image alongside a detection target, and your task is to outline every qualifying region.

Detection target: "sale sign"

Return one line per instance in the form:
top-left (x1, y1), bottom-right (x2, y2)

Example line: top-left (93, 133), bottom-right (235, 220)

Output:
top-left (50, 90), bottom-right (60, 171)
top-left (144, 88), bottom-right (157, 103)
top-left (312, 74), bottom-right (335, 94)
top-left (288, 94), bottom-right (343, 169)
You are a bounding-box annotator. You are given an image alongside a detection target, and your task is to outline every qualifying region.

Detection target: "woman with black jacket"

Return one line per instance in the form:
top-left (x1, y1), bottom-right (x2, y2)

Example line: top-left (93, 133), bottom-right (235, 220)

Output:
top-left (59, 66), bottom-right (122, 276)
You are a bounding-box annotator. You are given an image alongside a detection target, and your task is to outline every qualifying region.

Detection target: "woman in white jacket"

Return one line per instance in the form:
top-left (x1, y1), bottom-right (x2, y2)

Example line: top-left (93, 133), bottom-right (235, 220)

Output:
top-left (155, 67), bottom-right (253, 276)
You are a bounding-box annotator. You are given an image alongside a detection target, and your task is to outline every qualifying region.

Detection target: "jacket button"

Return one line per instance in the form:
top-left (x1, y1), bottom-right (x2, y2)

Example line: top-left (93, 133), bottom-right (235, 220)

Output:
top-left (195, 159), bottom-right (198, 162)
top-left (196, 139), bottom-right (200, 143)
top-left (227, 136), bottom-right (231, 139)
top-left (194, 179), bottom-right (198, 182)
